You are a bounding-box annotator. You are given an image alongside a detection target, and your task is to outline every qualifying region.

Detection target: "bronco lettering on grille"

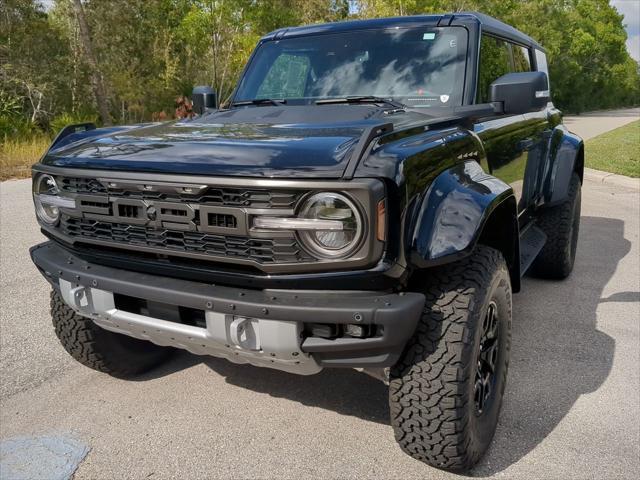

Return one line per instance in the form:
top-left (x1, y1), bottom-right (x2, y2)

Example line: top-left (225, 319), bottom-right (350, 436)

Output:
top-left (74, 195), bottom-right (247, 235)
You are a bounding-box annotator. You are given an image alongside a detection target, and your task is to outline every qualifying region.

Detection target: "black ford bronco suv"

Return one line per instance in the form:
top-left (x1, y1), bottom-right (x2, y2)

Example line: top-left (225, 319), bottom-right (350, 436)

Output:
top-left (30, 12), bottom-right (583, 471)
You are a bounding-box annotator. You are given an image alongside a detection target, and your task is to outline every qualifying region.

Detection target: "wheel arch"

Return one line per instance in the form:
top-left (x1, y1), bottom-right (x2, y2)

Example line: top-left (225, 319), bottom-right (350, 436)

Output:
top-left (574, 142), bottom-right (584, 183)
top-left (408, 160), bottom-right (521, 292)
top-left (477, 195), bottom-right (520, 292)
top-left (544, 126), bottom-right (584, 205)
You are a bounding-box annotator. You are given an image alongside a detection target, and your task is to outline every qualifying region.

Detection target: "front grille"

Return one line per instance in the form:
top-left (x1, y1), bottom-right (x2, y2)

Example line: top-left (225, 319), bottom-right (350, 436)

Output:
top-left (206, 212), bottom-right (237, 229)
top-left (39, 172), bottom-right (380, 274)
top-left (118, 203), bottom-right (139, 218)
top-left (61, 216), bottom-right (313, 264)
top-left (57, 176), bottom-right (301, 209)
top-left (59, 176), bottom-right (107, 194)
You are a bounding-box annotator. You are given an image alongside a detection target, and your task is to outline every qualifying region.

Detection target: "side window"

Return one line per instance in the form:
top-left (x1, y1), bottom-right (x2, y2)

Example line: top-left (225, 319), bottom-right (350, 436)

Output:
top-left (476, 35), bottom-right (511, 103)
top-left (512, 45), bottom-right (532, 72)
top-left (256, 53), bottom-right (310, 99)
top-left (534, 49), bottom-right (550, 91)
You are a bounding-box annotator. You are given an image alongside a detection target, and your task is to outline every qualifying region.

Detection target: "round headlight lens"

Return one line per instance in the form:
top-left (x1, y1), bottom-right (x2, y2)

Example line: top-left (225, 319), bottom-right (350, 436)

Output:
top-left (298, 192), bottom-right (363, 258)
top-left (33, 174), bottom-right (61, 225)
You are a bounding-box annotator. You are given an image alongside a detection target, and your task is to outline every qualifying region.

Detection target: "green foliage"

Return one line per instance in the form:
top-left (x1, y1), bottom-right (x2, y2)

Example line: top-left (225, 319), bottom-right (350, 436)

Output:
top-left (50, 112), bottom-right (98, 135)
top-left (0, 114), bottom-right (39, 139)
top-left (0, 0), bottom-right (638, 143)
top-left (0, 92), bottom-right (22, 117)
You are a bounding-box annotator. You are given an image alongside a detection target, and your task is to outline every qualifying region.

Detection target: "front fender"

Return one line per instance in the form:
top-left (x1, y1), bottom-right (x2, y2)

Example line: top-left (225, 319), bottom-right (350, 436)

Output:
top-left (409, 160), bottom-right (515, 268)
top-left (544, 125), bottom-right (584, 206)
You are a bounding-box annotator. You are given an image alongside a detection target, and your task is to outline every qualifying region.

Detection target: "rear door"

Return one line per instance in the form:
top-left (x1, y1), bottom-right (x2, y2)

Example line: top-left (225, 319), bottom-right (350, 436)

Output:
top-left (515, 45), bottom-right (553, 213)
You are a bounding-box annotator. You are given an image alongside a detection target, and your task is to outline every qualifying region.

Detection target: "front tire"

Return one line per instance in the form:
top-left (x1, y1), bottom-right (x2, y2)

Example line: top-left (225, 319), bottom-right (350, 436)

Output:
top-left (389, 246), bottom-right (512, 472)
top-left (51, 289), bottom-right (172, 377)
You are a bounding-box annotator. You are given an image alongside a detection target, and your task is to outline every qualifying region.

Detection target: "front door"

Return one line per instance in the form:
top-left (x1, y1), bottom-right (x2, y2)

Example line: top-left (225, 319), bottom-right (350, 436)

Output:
top-left (474, 34), bottom-right (546, 217)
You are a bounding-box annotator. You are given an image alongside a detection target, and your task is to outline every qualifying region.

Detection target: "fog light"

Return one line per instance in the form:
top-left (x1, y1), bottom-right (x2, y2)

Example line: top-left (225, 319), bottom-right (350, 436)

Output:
top-left (308, 323), bottom-right (338, 339)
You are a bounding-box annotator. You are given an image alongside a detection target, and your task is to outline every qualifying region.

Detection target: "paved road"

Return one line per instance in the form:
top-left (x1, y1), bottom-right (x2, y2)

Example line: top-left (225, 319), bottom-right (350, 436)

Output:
top-left (564, 107), bottom-right (639, 140)
top-left (1, 118), bottom-right (639, 479)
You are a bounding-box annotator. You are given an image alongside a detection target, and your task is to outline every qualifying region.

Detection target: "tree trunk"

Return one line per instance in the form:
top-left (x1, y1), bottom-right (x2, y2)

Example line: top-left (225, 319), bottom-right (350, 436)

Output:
top-left (73, 0), bottom-right (111, 125)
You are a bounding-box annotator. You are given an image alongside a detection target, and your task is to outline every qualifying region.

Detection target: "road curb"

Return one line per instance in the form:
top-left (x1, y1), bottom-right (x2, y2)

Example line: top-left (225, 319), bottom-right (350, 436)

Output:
top-left (584, 168), bottom-right (639, 190)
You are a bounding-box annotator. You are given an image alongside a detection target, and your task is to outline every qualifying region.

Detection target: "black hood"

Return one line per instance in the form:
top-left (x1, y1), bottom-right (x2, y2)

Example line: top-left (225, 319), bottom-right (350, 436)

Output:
top-left (43, 105), bottom-right (432, 178)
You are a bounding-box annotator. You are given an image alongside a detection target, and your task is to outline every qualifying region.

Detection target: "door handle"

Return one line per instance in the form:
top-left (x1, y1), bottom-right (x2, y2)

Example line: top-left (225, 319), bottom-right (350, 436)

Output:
top-left (518, 138), bottom-right (535, 151)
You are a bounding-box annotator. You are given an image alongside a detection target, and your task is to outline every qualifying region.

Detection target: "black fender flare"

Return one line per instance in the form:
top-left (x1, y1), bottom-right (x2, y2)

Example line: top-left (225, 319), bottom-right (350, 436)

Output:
top-left (543, 125), bottom-right (584, 206)
top-left (408, 160), bottom-right (521, 290)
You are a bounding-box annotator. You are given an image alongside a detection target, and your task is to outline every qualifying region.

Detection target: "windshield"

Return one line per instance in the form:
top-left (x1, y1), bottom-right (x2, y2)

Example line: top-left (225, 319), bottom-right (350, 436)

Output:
top-left (234, 26), bottom-right (468, 108)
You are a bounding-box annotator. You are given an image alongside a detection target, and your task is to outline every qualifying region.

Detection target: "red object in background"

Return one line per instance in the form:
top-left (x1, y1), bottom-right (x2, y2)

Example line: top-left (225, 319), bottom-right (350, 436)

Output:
top-left (175, 96), bottom-right (194, 119)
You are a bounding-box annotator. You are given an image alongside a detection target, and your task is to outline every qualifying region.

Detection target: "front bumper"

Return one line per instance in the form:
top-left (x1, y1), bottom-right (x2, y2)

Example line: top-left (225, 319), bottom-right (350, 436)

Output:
top-left (31, 242), bottom-right (424, 375)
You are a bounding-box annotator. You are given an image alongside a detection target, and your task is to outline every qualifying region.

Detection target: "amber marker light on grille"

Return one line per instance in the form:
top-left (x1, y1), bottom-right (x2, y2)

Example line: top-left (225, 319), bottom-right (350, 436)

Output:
top-left (376, 199), bottom-right (386, 241)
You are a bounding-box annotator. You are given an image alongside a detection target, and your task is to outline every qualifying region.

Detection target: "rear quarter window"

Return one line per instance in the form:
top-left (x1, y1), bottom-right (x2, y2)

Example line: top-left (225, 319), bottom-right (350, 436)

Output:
top-left (534, 49), bottom-right (550, 91)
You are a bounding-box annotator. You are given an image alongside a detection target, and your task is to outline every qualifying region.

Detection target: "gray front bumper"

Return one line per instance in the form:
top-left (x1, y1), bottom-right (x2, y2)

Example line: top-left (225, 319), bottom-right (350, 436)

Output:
top-left (31, 242), bottom-right (425, 374)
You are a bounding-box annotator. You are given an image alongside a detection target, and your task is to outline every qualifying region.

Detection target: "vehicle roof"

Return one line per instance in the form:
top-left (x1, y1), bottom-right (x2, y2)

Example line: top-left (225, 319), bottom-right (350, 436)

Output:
top-left (263, 11), bottom-right (544, 51)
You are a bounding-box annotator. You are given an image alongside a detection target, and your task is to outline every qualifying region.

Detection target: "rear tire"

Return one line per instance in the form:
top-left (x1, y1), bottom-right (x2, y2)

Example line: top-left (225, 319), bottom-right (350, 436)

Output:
top-left (51, 289), bottom-right (172, 377)
top-left (389, 245), bottom-right (512, 472)
top-left (531, 173), bottom-right (581, 279)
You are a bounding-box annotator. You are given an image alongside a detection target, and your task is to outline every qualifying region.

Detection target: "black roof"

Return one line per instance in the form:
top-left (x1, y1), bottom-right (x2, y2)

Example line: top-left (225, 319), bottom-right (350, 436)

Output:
top-left (264, 11), bottom-right (543, 51)
top-left (467, 11), bottom-right (543, 49)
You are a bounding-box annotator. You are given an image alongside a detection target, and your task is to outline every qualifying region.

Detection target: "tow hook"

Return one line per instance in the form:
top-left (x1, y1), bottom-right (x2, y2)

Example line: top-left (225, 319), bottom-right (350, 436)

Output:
top-left (229, 317), bottom-right (260, 351)
top-left (69, 285), bottom-right (88, 310)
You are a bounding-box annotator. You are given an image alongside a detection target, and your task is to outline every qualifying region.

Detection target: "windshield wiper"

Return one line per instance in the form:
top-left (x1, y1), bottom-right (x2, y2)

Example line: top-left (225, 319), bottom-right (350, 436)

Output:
top-left (315, 96), bottom-right (406, 109)
top-left (231, 98), bottom-right (287, 107)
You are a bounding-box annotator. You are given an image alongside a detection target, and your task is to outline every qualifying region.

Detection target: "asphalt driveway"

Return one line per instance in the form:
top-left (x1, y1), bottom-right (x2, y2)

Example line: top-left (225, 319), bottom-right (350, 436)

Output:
top-left (564, 107), bottom-right (639, 140)
top-left (0, 114), bottom-right (639, 479)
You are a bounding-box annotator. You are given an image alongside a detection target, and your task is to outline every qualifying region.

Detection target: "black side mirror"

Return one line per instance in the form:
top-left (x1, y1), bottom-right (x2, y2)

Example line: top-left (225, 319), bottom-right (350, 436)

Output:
top-left (490, 71), bottom-right (549, 115)
top-left (192, 86), bottom-right (217, 114)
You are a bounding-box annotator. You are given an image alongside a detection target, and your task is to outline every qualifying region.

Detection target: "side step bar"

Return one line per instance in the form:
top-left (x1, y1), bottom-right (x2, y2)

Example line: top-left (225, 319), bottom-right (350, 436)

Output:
top-left (519, 225), bottom-right (547, 275)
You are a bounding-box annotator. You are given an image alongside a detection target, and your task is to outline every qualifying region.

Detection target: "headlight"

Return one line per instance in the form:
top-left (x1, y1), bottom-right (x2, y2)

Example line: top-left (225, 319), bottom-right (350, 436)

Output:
top-left (297, 192), bottom-right (363, 258)
top-left (252, 191), bottom-right (368, 260)
top-left (33, 174), bottom-right (75, 225)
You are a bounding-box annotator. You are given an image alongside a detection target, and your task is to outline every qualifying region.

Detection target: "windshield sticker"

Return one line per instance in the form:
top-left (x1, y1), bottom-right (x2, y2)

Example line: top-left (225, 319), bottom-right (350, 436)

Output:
top-left (423, 32), bottom-right (436, 40)
top-left (440, 95), bottom-right (450, 103)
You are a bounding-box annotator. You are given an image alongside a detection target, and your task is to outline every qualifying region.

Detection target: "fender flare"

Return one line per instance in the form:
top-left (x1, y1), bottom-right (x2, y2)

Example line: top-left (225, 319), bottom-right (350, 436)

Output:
top-left (408, 160), bottom-right (521, 289)
top-left (544, 125), bottom-right (584, 206)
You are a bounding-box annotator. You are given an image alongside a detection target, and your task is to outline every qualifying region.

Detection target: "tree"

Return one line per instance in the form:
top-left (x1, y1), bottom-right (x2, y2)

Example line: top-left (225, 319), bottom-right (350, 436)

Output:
top-left (72, 0), bottom-right (111, 125)
top-left (0, 0), bottom-right (73, 132)
top-left (1, 0), bottom-right (638, 140)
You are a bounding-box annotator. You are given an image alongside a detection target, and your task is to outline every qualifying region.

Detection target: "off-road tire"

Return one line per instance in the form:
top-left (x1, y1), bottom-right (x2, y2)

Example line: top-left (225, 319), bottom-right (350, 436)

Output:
top-left (389, 245), bottom-right (512, 472)
top-left (531, 173), bottom-right (581, 279)
top-left (51, 289), bottom-right (172, 377)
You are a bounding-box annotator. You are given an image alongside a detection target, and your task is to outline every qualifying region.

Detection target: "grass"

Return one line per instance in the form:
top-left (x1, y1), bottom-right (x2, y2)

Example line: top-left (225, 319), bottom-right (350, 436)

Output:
top-left (585, 120), bottom-right (640, 178)
top-left (0, 135), bottom-right (51, 181)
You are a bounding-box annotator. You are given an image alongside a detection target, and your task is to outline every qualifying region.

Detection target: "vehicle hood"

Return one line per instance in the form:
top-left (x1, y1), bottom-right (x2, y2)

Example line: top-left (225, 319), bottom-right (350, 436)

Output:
top-left (42, 106), bottom-right (433, 178)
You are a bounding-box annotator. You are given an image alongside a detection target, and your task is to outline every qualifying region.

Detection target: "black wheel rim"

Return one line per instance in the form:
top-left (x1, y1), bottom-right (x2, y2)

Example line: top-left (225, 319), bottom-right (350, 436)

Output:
top-left (474, 301), bottom-right (500, 415)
